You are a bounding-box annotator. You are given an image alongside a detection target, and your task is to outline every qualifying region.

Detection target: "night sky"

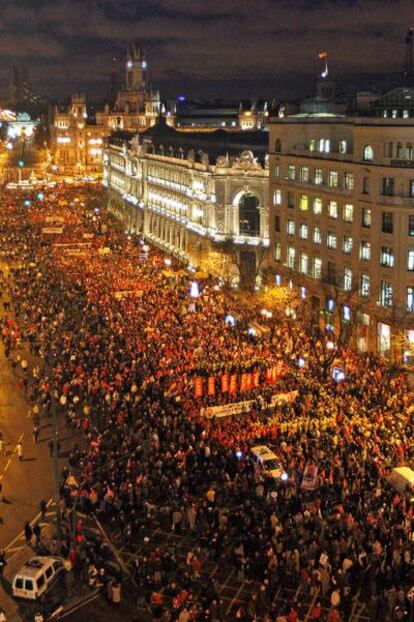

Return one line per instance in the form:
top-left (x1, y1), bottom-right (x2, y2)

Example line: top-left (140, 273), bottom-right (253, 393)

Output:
top-left (1, 0), bottom-right (413, 102)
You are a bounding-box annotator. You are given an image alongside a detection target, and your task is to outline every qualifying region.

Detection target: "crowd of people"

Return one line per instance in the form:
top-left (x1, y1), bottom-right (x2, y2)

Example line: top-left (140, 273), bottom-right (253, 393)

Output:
top-left (0, 184), bottom-right (413, 621)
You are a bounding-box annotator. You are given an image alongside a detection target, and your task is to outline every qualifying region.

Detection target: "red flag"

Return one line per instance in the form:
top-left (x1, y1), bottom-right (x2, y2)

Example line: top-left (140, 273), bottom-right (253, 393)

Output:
top-left (329, 469), bottom-right (334, 485)
top-left (245, 373), bottom-right (252, 391)
top-left (240, 373), bottom-right (248, 393)
top-left (207, 376), bottom-right (215, 396)
top-left (194, 376), bottom-right (204, 398)
top-left (221, 373), bottom-right (229, 393)
top-left (252, 371), bottom-right (260, 388)
top-left (229, 374), bottom-right (238, 395)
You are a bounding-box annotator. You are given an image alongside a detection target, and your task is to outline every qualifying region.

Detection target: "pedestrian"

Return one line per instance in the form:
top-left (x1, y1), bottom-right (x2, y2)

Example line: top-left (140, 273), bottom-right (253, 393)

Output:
top-left (24, 521), bottom-right (32, 545)
top-left (0, 483), bottom-right (5, 503)
top-left (33, 522), bottom-right (41, 547)
top-left (39, 498), bottom-right (47, 519)
top-left (0, 549), bottom-right (6, 582)
top-left (32, 425), bottom-right (39, 444)
top-left (0, 439), bottom-right (5, 457)
top-left (16, 441), bottom-right (23, 461)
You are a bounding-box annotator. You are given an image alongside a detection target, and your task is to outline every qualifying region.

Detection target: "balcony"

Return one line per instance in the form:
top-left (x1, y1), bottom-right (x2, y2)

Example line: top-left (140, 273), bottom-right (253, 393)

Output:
top-left (379, 195), bottom-right (414, 207)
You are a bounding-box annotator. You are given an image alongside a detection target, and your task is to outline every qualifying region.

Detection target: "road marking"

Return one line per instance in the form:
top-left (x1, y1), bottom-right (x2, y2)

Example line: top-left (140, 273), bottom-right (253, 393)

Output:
top-left (4, 459), bottom-right (11, 472)
top-left (4, 497), bottom-right (53, 553)
top-left (225, 580), bottom-right (246, 615)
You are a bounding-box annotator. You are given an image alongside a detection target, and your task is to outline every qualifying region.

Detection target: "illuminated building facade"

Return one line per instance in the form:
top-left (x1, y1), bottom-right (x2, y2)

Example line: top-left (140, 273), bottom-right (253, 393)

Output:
top-left (103, 121), bottom-right (269, 285)
top-left (269, 109), bottom-right (414, 363)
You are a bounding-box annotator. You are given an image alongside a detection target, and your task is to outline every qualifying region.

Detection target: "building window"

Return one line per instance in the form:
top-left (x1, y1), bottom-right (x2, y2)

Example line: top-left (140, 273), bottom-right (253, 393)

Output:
top-left (408, 287), bottom-right (414, 311)
top-left (309, 139), bottom-right (316, 152)
top-left (328, 200), bottom-right (338, 218)
top-left (343, 236), bottom-right (353, 254)
top-left (360, 274), bottom-right (370, 297)
top-left (314, 169), bottom-right (323, 185)
top-left (404, 110), bottom-right (410, 119)
top-left (299, 252), bottom-right (308, 274)
top-left (238, 192), bottom-right (260, 236)
top-left (287, 192), bottom-right (295, 208)
top-left (313, 197), bottom-right (322, 214)
top-left (344, 173), bottom-right (354, 190)
top-left (288, 165), bottom-right (296, 180)
top-left (313, 226), bottom-right (322, 245)
top-left (343, 268), bottom-right (352, 291)
top-left (328, 171), bottom-right (339, 188)
top-left (409, 215), bottom-right (414, 236)
top-left (363, 177), bottom-right (369, 194)
top-left (379, 281), bottom-right (393, 306)
top-left (274, 215), bottom-right (280, 232)
top-left (380, 246), bottom-right (394, 267)
top-left (275, 139), bottom-right (281, 153)
top-left (409, 180), bottom-right (414, 198)
top-left (327, 232), bottom-right (337, 249)
top-left (299, 194), bottom-right (309, 211)
top-left (274, 163), bottom-right (280, 179)
top-left (362, 207), bottom-right (371, 228)
top-left (327, 262), bottom-right (336, 285)
top-left (299, 224), bottom-right (308, 239)
top-left (274, 243), bottom-right (281, 262)
top-left (300, 166), bottom-right (309, 182)
top-left (339, 140), bottom-right (347, 154)
top-left (408, 250), bottom-right (414, 271)
top-left (377, 322), bottom-right (391, 355)
top-left (360, 241), bottom-right (371, 261)
top-left (313, 257), bottom-right (322, 279)
top-left (343, 305), bottom-right (351, 321)
top-left (343, 203), bottom-right (354, 222)
top-left (287, 220), bottom-right (295, 235)
top-left (382, 212), bottom-right (393, 234)
top-left (287, 246), bottom-right (295, 268)
top-left (273, 188), bottom-right (282, 205)
top-left (396, 143), bottom-right (403, 159)
top-left (382, 177), bottom-right (394, 196)
top-left (318, 138), bottom-right (330, 153)
top-left (363, 145), bottom-right (374, 161)
top-left (406, 144), bottom-right (413, 159)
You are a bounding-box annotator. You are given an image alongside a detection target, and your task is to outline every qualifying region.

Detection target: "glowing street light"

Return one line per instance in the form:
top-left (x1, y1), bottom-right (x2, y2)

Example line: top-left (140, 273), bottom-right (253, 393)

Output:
top-left (190, 281), bottom-right (200, 298)
top-left (164, 258), bottom-right (172, 266)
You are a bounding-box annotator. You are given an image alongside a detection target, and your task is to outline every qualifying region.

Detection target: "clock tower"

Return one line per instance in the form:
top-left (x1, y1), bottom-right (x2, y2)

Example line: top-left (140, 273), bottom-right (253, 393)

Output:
top-left (125, 41), bottom-right (148, 93)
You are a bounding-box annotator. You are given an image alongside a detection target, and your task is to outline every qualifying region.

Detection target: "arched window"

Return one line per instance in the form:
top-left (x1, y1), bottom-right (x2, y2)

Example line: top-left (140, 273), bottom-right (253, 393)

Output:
top-left (239, 192), bottom-right (260, 236)
top-left (363, 145), bottom-right (374, 161)
top-left (275, 139), bottom-right (281, 153)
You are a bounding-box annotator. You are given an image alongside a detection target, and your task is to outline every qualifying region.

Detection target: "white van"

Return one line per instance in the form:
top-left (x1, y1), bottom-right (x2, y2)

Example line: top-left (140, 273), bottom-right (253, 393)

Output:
top-left (249, 445), bottom-right (286, 480)
top-left (12, 557), bottom-right (64, 600)
top-left (388, 467), bottom-right (414, 494)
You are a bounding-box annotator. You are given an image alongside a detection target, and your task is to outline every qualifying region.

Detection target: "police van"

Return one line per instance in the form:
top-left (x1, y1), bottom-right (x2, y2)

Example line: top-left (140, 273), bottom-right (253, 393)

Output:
top-left (12, 557), bottom-right (64, 600)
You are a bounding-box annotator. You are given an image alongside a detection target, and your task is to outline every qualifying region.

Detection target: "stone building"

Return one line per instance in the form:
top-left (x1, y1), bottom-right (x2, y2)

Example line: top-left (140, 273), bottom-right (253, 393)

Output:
top-left (103, 119), bottom-right (269, 286)
top-left (269, 103), bottom-right (414, 363)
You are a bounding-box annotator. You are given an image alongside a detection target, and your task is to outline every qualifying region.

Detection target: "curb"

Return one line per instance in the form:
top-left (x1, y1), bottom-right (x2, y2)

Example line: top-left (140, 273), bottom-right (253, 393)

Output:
top-left (46, 590), bottom-right (100, 620)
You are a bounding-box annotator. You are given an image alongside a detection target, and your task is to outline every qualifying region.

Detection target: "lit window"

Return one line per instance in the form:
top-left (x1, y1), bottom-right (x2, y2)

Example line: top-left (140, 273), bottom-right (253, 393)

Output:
top-left (328, 201), bottom-right (338, 218)
top-left (403, 110), bottom-right (409, 119)
top-left (339, 140), bottom-right (347, 154)
top-left (343, 204), bottom-right (354, 222)
top-left (360, 241), bottom-right (371, 261)
top-left (328, 171), bottom-right (338, 188)
top-left (327, 232), bottom-right (337, 249)
top-left (363, 145), bottom-right (374, 161)
top-left (273, 189), bottom-right (282, 205)
top-left (360, 274), bottom-right (370, 297)
top-left (300, 166), bottom-right (309, 182)
top-left (392, 109), bottom-right (397, 119)
top-left (343, 305), bottom-right (351, 321)
top-left (409, 215), bottom-right (414, 236)
top-left (344, 173), bottom-right (354, 190)
top-left (327, 298), bottom-right (334, 312)
top-left (287, 246), bottom-right (295, 268)
top-left (343, 236), bottom-right (353, 254)
top-left (314, 169), bottom-right (323, 185)
top-left (274, 163), bottom-right (280, 179)
top-left (380, 281), bottom-right (393, 306)
top-left (380, 247), bottom-right (394, 267)
top-left (301, 286), bottom-right (307, 298)
top-left (274, 243), bottom-right (281, 262)
top-left (408, 286), bottom-right (414, 311)
top-left (275, 274), bottom-right (281, 286)
top-left (313, 198), bottom-right (322, 214)
top-left (313, 226), bottom-right (322, 245)
top-left (299, 195), bottom-right (309, 211)
top-left (408, 250), bottom-right (414, 271)
top-left (309, 139), bottom-right (316, 152)
top-left (299, 224), bottom-right (308, 239)
top-left (287, 220), bottom-right (295, 235)
top-left (343, 268), bottom-right (352, 291)
top-left (287, 165), bottom-right (296, 180)
top-left (313, 257), bottom-right (322, 279)
top-left (362, 208), bottom-right (371, 228)
top-left (299, 252), bottom-right (308, 274)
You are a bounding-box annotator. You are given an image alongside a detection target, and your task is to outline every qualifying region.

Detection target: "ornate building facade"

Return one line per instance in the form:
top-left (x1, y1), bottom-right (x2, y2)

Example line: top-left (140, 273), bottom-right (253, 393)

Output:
top-left (269, 108), bottom-right (414, 364)
top-left (103, 121), bottom-right (270, 285)
top-left (50, 42), bottom-right (161, 174)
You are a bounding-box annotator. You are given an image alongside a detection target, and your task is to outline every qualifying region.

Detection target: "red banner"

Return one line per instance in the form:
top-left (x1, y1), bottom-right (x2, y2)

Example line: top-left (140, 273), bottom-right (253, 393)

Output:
top-left (245, 373), bottom-right (252, 392)
top-left (229, 374), bottom-right (238, 395)
top-left (240, 373), bottom-right (249, 393)
top-left (252, 371), bottom-right (260, 388)
top-left (207, 376), bottom-right (216, 396)
top-left (194, 376), bottom-right (204, 398)
top-left (221, 373), bottom-right (229, 393)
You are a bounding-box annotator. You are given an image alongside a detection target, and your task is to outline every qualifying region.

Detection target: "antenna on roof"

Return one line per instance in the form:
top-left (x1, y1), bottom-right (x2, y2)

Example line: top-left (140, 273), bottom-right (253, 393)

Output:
top-left (404, 28), bottom-right (413, 86)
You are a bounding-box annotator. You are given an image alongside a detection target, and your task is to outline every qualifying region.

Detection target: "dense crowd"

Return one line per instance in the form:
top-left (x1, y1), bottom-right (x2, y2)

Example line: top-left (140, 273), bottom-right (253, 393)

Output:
top-left (0, 185), bottom-right (413, 621)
